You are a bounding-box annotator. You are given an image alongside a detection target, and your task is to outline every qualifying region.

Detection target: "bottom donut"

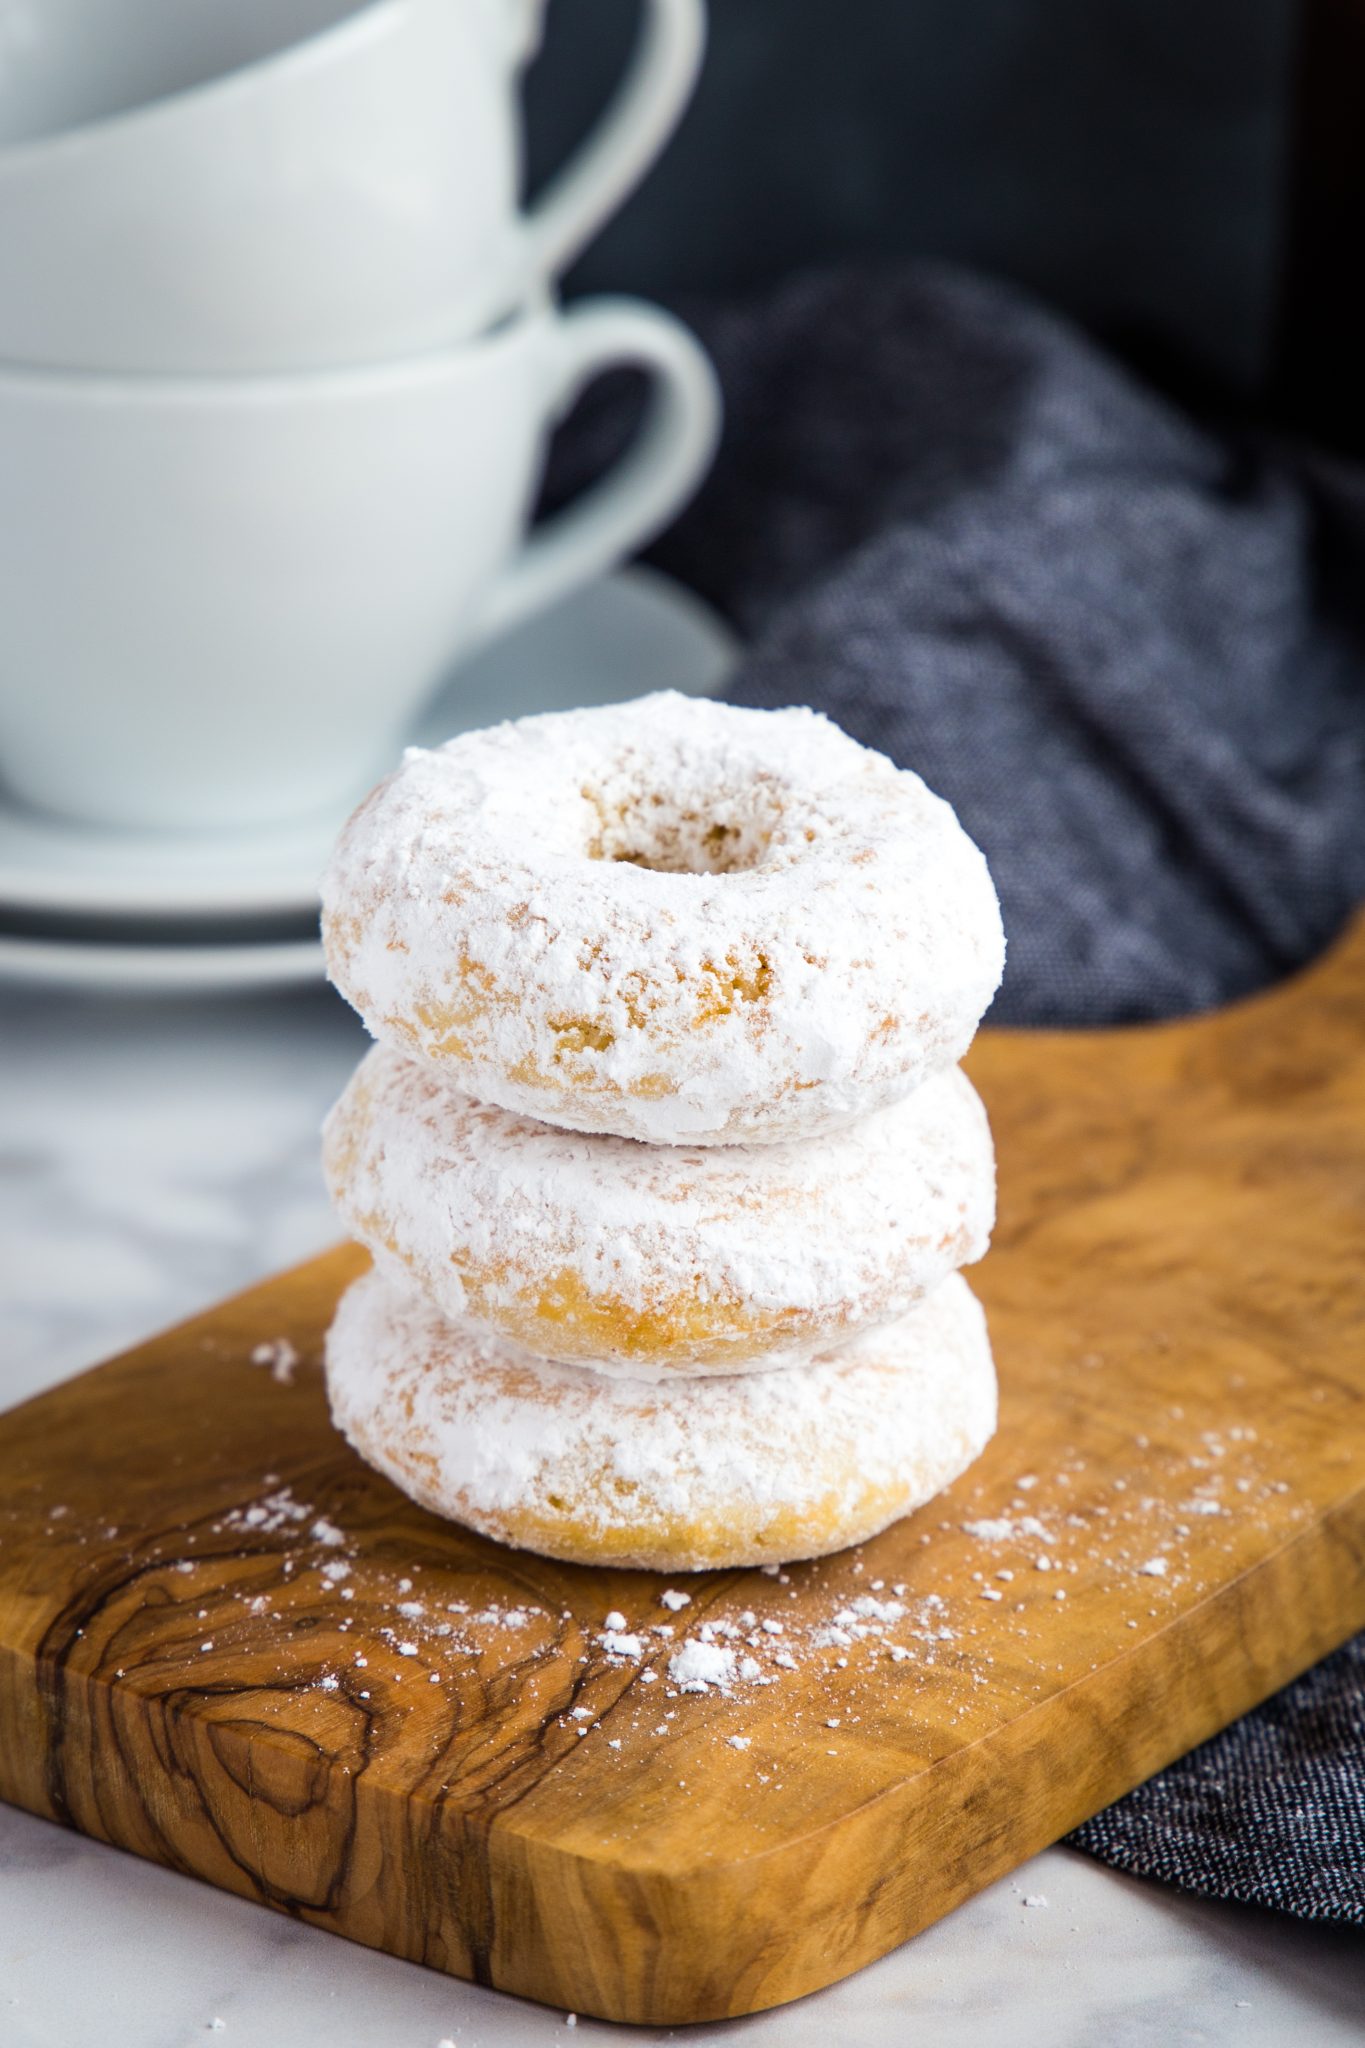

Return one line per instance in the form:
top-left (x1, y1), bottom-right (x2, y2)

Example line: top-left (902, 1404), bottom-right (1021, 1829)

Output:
top-left (325, 1268), bottom-right (998, 1572)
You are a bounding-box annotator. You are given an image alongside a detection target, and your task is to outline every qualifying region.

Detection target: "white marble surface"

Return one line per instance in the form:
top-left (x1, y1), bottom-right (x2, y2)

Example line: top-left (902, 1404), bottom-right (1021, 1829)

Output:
top-left (2, 986), bottom-right (1363, 2046)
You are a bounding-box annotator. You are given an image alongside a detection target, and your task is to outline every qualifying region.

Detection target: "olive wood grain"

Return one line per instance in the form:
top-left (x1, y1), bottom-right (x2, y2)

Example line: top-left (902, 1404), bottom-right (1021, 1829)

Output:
top-left (1, 913), bottom-right (1363, 2023)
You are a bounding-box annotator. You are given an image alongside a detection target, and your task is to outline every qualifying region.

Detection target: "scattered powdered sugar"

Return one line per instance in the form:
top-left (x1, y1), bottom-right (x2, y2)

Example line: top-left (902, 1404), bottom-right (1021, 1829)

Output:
top-left (250, 1338), bottom-right (299, 1386)
top-left (68, 1349), bottom-right (1306, 1801)
top-left (599, 1630), bottom-right (646, 1659)
top-left (223, 1487), bottom-right (311, 1536)
top-left (668, 1642), bottom-right (737, 1693)
top-left (838, 1596), bottom-right (905, 1625)
top-left (961, 1516), bottom-right (1049, 1543)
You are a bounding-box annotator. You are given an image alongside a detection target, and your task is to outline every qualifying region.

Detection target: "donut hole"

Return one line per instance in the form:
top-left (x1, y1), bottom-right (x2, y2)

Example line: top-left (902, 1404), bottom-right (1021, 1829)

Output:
top-left (581, 781), bottom-right (784, 876)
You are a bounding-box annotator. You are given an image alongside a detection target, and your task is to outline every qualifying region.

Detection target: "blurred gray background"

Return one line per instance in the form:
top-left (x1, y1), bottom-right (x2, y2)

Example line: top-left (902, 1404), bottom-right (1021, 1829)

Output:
top-left (527, 0), bottom-right (1294, 400)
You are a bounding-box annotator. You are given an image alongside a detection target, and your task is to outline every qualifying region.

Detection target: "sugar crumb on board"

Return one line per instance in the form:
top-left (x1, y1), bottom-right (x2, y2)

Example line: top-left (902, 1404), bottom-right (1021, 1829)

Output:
top-left (249, 1337), bottom-right (299, 1385)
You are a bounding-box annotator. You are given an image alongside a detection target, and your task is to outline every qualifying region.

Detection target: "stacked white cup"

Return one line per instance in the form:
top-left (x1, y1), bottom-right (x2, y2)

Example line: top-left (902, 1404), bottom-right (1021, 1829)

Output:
top-left (0, 0), bottom-right (719, 834)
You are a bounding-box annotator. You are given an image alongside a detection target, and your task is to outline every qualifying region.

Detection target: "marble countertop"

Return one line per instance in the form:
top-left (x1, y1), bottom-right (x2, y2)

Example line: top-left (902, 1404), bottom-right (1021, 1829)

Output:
top-left (3, 985), bottom-right (1363, 2047)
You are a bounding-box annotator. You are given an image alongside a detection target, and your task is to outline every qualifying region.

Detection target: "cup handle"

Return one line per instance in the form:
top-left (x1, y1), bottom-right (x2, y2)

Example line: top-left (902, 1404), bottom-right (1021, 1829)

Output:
top-left (465, 296), bottom-right (720, 652)
top-left (526, 0), bottom-right (706, 274)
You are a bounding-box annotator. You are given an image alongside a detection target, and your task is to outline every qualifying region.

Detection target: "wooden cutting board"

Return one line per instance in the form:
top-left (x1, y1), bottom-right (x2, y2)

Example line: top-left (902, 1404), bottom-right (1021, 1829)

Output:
top-left (2, 916), bottom-right (1364, 2027)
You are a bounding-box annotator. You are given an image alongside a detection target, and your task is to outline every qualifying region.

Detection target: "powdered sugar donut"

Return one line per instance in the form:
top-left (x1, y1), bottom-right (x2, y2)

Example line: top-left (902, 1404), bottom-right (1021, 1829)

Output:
top-left (324, 1044), bottom-right (995, 1376)
top-left (325, 1267), bottom-right (997, 1570)
top-left (321, 692), bottom-right (1004, 1146)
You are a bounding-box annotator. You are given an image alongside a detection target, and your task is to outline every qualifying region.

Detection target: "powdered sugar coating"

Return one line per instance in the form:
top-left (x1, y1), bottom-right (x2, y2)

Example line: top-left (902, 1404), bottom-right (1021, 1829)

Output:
top-left (324, 1268), bottom-right (998, 1571)
top-left (324, 1046), bottom-right (995, 1376)
top-left (321, 693), bottom-right (1004, 1146)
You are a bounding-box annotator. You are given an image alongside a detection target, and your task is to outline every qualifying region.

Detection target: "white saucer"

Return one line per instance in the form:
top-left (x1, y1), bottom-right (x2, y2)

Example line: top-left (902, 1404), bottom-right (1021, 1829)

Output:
top-left (0, 567), bottom-right (738, 927)
top-left (0, 930), bottom-right (326, 997)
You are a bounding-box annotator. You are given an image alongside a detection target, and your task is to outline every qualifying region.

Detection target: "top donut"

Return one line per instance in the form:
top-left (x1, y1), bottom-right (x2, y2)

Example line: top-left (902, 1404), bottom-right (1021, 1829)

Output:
top-left (321, 692), bottom-right (1004, 1146)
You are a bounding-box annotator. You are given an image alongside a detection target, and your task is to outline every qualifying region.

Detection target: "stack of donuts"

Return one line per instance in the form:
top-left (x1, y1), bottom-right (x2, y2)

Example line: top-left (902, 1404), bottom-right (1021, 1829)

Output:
top-left (319, 692), bottom-right (1005, 1572)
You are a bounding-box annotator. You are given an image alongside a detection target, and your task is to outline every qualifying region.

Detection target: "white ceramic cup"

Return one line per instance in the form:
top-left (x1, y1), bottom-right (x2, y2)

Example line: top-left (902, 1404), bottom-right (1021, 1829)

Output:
top-left (0, 295), bottom-right (720, 830)
top-left (0, 0), bottom-right (705, 373)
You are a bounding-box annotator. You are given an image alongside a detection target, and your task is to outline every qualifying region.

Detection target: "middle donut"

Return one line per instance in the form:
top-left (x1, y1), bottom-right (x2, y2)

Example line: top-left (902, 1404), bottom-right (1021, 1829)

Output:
top-left (324, 1045), bottom-right (995, 1378)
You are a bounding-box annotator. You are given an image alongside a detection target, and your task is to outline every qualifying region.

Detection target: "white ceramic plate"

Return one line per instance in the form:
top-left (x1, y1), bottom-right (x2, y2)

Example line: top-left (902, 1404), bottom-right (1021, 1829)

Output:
top-left (0, 567), bottom-right (737, 926)
top-left (0, 930), bottom-right (326, 996)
